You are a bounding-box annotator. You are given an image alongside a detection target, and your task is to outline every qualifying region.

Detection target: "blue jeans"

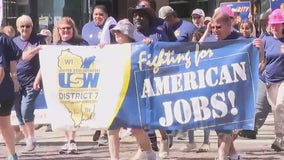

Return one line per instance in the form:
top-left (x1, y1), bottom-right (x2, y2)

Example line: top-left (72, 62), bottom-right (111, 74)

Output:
top-left (188, 129), bottom-right (210, 144)
top-left (14, 86), bottom-right (40, 125)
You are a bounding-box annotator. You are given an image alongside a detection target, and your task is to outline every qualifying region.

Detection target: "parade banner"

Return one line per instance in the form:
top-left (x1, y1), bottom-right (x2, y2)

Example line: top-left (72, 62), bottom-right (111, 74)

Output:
top-left (39, 39), bottom-right (259, 131)
top-left (270, 0), bottom-right (284, 10)
top-left (220, 1), bottom-right (251, 21)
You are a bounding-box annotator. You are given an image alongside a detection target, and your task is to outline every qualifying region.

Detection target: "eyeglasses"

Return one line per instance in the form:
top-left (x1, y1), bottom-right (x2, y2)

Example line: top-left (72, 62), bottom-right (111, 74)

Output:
top-left (20, 25), bottom-right (31, 29)
top-left (59, 26), bottom-right (72, 31)
top-left (211, 26), bottom-right (222, 30)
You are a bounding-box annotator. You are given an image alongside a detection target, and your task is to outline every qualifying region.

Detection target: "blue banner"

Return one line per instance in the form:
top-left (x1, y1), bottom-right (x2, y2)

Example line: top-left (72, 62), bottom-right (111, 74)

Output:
top-left (220, 1), bottom-right (251, 21)
top-left (39, 40), bottom-right (258, 130)
top-left (270, 0), bottom-right (284, 10)
top-left (112, 39), bottom-right (258, 131)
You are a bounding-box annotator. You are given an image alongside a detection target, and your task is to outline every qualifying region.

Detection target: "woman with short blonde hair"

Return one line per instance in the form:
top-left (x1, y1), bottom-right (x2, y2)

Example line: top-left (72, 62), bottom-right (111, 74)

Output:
top-left (13, 14), bottom-right (46, 153)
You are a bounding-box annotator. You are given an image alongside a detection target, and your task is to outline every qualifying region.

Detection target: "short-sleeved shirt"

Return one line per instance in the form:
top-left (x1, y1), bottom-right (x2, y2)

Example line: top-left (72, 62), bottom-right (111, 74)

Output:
top-left (0, 33), bottom-right (22, 101)
top-left (262, 35), bottom-right (284, 83)
top-left (82, 21), bottom-right (116, 45)
top-left (13, 33), bottom-right (46, 87)
top-left (153, 17), bottom-right (177, 42)
top-left (172, 20), bottom-right (197, 42)
top-left (135, 26), bottom-right (170, 42)
top-left (82, 22), bottom-right (102, 45)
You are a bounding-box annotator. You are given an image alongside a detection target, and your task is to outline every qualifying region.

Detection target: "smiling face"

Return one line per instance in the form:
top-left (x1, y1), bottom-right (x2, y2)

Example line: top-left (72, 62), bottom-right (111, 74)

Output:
top-left (58, 22), bottom-right (73, 41)
top-left (16, 15), bottom-right (33, 40)
top-left (93, 7), bottom-right (108, 27)
top-left (132, 11), bottom-right (150, 32)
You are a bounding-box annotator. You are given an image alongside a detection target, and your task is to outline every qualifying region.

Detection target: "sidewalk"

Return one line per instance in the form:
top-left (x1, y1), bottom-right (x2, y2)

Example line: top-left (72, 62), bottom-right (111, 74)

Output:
top-left (1, 113), bottom-right (284, 160)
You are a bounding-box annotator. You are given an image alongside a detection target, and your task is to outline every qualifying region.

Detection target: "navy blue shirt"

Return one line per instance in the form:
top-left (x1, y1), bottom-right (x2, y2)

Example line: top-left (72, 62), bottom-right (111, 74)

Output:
top-left (172, 20), bottom-right (197, 42)
top-left (13, 33), bottom-right (46, 87)
top-left (57, 38), bottom-right (89, 46)
top-left (262, 35), bottom-right (284, 83)
top-left (0, 33), bottom-right (22, 101)
top-left (135, 26), bottom-right (169, 42)
top-left (153, 17), bottom-right (177, 42)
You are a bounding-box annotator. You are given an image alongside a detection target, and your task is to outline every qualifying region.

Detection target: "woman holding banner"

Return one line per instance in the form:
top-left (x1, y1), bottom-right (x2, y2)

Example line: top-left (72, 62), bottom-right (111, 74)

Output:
top-left (260, 8), bottom-right (284, 152)
top-left (106, 18), bottom-right (156, 160)
top-left (81, 4), bottom-right (116, 145)
top-left (53, 16), bottom-right (88, 154)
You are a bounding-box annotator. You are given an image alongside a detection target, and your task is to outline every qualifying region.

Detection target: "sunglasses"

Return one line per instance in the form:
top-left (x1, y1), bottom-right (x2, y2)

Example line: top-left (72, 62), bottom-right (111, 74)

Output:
top-left (20, 25), bottom-right (31, 29)
top-left (59, 26), bottom-right (72, 31)
top-left (211, 26), bottom-right (222, 30)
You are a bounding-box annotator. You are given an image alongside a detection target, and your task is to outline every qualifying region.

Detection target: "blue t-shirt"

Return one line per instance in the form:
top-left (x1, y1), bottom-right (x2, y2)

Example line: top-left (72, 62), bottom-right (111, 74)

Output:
top-left (82, 21), bottom-right (116, 45)
top-left (136, 26), bottom-right (170, 42)
top-left (13, 33), bottom-right (46, 87)
top-left (82, 21), bottom-right (102, 45)
top-left (0, 34), bottom-right (22, 101)
top-left (153, 17), bottom-right (177, 42)
top-left (262, 35), bottom-right (284, 83)
top-left (172, 20), bottom-right (197, 42)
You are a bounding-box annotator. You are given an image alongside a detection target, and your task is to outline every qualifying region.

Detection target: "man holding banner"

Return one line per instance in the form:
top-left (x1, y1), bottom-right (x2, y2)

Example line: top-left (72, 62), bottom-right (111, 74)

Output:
top-left (200, 6), bottom-right (263, 160)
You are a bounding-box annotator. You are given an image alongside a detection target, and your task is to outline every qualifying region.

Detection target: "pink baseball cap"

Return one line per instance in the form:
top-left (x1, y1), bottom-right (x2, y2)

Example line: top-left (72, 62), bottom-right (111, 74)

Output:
top-left (268, 9), bottom-right (284, 24)
top-left (219, 6), bottom-right (234, 18)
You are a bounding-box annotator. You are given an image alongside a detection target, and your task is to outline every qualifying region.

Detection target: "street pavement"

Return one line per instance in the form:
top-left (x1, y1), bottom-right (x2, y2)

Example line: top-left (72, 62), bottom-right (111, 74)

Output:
top-left (1, 113), bottom-right (284, 160)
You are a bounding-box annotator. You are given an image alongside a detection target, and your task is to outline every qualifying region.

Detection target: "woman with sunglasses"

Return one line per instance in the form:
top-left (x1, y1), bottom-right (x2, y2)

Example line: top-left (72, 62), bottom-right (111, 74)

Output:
top-left (53, 17), bottom-right (88, 154)
top-left (13, 14), bottom-right (46, 153)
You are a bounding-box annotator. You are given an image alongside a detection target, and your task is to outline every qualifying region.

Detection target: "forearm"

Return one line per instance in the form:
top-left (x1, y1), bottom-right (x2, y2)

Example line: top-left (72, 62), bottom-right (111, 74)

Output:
top-left (21, 46), bottom-right (41, 61)
top-left (199, 22), bottom-right (212, 43)
top-left (35, 69), bottom-right (42, 82)
top-left (10, 61), bottom-right (18, 80)
top-left (0, 68), bottom-right (4, 85)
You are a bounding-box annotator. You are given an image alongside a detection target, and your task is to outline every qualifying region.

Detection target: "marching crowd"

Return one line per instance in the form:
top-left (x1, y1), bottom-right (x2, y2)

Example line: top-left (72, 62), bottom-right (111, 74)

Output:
top-left (0, 0), bottom-right (284, 160)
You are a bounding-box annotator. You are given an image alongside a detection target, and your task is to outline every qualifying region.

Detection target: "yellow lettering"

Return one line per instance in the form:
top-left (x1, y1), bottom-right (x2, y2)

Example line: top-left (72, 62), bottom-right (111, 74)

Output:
top-left (194, 44), bottom-right (214, 66)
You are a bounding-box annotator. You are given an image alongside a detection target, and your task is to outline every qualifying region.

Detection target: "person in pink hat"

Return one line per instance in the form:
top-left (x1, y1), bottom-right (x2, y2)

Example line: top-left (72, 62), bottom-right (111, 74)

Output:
top-left (260, 8), bottom-right (284, 152)
top-left (219, 6), bottom-right (240, 31)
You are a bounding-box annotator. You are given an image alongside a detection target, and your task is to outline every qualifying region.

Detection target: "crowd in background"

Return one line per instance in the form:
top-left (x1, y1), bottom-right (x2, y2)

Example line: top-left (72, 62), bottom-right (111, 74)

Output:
top-left (0, 0), bottom-right (284, 160)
